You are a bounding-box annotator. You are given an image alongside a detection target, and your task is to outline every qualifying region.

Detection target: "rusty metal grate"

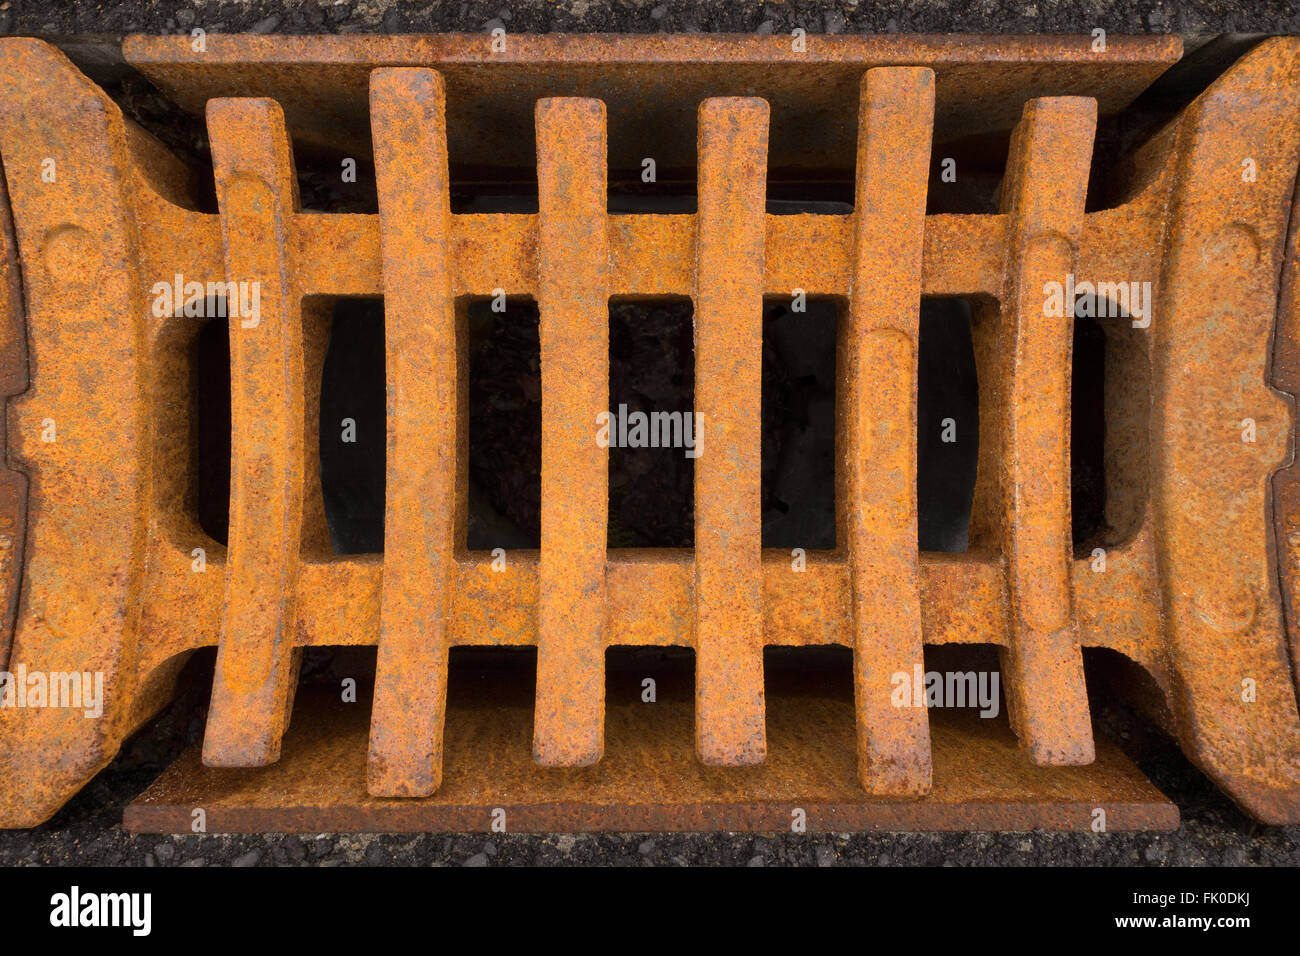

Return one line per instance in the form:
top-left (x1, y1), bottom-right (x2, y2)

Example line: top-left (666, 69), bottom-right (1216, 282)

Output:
top-left (2, 33), bottom-right (1300, 831)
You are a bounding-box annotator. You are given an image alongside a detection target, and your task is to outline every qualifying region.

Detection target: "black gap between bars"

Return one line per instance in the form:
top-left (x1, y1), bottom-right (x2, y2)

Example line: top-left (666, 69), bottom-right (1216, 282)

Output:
top-left (917, 297), bottom-right (980, 553)
top-left (195, 308), bottom-right (231, 546)
top-left (320, 298), bottom-right (386, 555)
top-left (468, 296), bottom-right (542, 550)
top-left (763, 296), bottom-right (838, 550)
top-left (1071, 314), bottom-right (1108, 549)
top-left (608, 297), bottom-right (695, 548)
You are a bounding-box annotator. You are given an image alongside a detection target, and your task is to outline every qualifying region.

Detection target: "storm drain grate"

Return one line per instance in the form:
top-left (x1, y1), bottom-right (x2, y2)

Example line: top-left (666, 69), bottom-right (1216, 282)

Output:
top-left (1, 34), bottom-right (1300, 830)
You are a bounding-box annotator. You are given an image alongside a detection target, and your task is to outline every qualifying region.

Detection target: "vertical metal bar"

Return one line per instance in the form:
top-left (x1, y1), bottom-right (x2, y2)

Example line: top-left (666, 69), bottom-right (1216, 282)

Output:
top-left (694, 97), bottom-right (768, 765)
top-left (366, 68), bottom-right (458, 796)
top-left (534, 97), bottom-right (609, 766)
top-left (846, 67), bottom-right (935, 794)
top-left (202, 98), bottom-right (305, 766)
top-left (998, 97), bottom-right (1096, 765)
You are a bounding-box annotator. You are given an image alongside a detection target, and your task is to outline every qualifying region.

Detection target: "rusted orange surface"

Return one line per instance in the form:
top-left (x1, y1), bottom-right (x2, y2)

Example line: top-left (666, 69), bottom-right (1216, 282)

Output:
top-left (534, 96), bottom-right (610, 769)
top-left (203, 98), bottom-right (307, 768)
top-left (125, 670), bottom-right (1179, 834)
top-left (694, 97), bottom-right (768, 766)
top-left (843, 67), bottom-right (934, 794)
top-left (1, 33), bottom-right (1300, 829)
top-left (366, 68), bottom-right (460, 797)
top-left (997, 96), bottom-right (1096, 766)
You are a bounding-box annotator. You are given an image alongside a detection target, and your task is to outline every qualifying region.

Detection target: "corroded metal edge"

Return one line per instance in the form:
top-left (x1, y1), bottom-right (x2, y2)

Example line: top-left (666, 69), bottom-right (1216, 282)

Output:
top-left (122, 33), bottom-right (1182, 165)
top-left (123, 32), bottom-right (1184, 66)
top-left (124, 677), bottom-right (1180, 835)
top-left (0, 167), bottom-right (28, 674)
top-left (1270, 116), bottom-right (1300, 709)
top-left (124, 802), bottom-right (1180, 834)
top-left (1150, 37), bottom-right (1300, 825)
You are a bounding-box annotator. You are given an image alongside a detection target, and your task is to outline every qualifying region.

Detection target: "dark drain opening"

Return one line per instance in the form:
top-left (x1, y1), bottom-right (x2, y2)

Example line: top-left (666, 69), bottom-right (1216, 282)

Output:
top-left (319, 298), bottom-right (386, 555)
top-left (194, 309), bottom-right (230, 547)
top-left (917, 297), bottom-right (980, 553)
top-left (467, 296), bottom-right (542, 550)
top-left (290, 646), bottom-right (378, 714)
top-left (766, 171), bottom-right (854, 214)
top-left (444, 647), bottom-right (540, 731)
top-left (1071, 302), bottom-right (1149, 554)
top-left (926, 132), bottom-right (1010, 215)
top-left (608, 297), bottom-right (695, 548)
top-left (762, 646), bottom-right (855, 748)
top-left (604, 646), bottom-right (697, 719)
top-left (295, 143), bottom-right (379, 215)
top-left (606, 135), bottom-right (696, 213)
top-left (922, 643), bottom-right (1006, 716)
top-left (1072, 315), bottom-right (1107, 548)
top-left (764, 644), bottom-right (853, 684)
top-left (764, 297), bottom-right (838, 550)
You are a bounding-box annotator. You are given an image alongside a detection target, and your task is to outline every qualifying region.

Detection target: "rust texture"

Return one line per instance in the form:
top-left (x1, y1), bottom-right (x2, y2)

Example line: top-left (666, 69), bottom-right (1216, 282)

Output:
top-left (125, 673), bottom-right (1180, 834)
top-left (844, 67), bottom-right (933, 794)
top-left (535, 96), bottom-right (610, 769)
top-left (203, 98), bottom-right (306, 767)
top-left (0, 33), bottom-right (1299, 829)
top-left (694, 96), bottom-right (768, 766)
top-left (366, 68), bottom-right (460, 797)
top-left (997, 97), bottom-right (1097, 765)
top-left (0, 174), bottom-right (27, 674)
